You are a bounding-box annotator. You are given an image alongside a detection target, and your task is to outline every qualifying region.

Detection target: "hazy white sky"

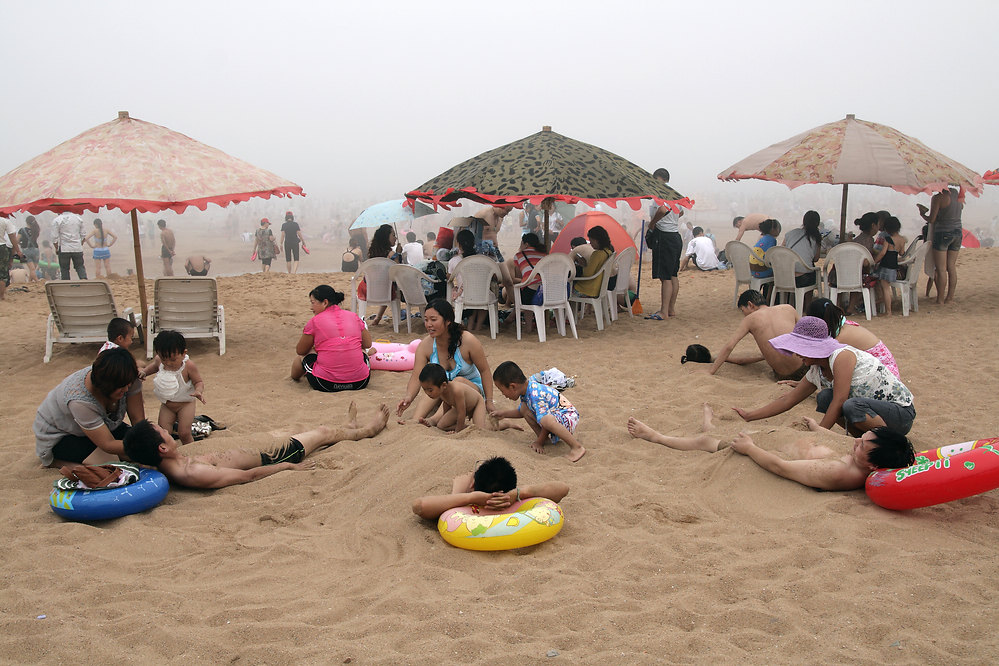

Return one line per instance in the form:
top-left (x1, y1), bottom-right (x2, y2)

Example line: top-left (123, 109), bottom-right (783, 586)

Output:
top-left (3, 0), bottom-right (997, 213)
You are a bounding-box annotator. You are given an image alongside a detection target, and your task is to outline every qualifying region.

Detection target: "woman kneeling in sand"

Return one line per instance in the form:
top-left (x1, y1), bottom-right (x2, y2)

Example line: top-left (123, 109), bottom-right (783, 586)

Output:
top-left (627, 404), bottom-right (913, 491)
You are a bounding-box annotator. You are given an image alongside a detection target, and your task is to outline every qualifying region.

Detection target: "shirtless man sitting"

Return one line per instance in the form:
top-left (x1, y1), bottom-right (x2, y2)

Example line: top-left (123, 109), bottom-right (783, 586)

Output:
top-left (627, 406), bottom-right (914, 491)
top-left (122, 402), bottom-right (389, 489)
top-left (707, 289), bottom-right (803, 380)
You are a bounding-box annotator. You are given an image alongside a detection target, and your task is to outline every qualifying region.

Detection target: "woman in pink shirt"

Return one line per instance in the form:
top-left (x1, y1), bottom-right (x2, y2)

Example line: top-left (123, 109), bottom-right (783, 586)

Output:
top-left (291, 285), bottom-right (373, 392)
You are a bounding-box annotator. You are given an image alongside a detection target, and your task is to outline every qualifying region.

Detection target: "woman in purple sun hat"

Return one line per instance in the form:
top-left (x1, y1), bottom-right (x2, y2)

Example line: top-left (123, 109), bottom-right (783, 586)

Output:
top-left (732, 316), bottom-right (915, 436)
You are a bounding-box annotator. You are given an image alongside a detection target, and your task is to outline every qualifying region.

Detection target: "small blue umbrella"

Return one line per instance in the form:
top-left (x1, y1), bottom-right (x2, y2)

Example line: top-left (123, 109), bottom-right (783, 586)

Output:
top-left (349, 198), bottom-right (437, 230)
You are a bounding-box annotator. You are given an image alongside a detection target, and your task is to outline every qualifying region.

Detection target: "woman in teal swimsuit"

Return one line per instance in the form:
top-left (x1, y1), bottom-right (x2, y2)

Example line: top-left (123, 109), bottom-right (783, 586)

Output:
top-left (396, 299), bottom-right (494, 421)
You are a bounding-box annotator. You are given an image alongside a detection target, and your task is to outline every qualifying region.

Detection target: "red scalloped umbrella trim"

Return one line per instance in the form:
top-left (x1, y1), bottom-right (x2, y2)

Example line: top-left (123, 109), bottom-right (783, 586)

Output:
top-left (405, 187), bottom-right (694, 215)
top-left (0, 186), bottom-right (303, 217)
top-left (984, 169), bottom-right (999, 184)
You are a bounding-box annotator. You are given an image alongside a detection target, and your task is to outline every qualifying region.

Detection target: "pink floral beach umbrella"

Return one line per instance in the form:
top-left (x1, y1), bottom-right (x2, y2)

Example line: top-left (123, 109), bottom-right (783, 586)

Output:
top-left (717, 114), bottom-right (983, 240)
top-left (0, 111), bottom-right (303, 318)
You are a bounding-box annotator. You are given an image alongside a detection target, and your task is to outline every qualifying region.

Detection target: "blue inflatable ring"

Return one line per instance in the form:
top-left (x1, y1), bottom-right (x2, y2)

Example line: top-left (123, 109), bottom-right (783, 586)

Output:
top-left (49, 466), bottom-right (169, 521)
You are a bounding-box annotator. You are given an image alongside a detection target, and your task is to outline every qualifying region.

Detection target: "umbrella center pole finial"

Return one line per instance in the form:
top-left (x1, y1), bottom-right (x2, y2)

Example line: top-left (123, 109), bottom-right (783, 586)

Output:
top-left (542, 125), bottom-right (552, 132)
top-left (118, 111), bottom-right (130, 120)
top-left (846, 113), bottom-right (855, 121)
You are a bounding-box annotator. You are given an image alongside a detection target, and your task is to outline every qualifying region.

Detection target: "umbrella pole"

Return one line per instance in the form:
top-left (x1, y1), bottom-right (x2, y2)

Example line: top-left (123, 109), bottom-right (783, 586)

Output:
top-left (636, 220), bottom-right (646, 298)
top-left (130, 210), bottom-right (148, 342)
top-left (543, 209), bottom-right (551, 250)
top-left (839, 184), bottom-right (849, 244)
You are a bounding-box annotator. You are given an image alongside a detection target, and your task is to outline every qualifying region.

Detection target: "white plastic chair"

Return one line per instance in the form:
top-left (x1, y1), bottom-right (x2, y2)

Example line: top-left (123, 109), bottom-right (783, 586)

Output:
top-left (765, 246), bottom-right (821, 315)
top-left (893, 240), bottom-right (930, 317)
top-left (146, 277), bottom-right (225, 359)
top-left (512, 253), bottom-right (577, 343)
top-left (569, 252), bottom-right (615, 331)
top-left (447, 255), bottom-right (501, 339)
top-left (725, 240), bottom-right (773, 307)
top-left (390, 264), bottom-right (438, 333)
top-left (44, 280), bottom-right (138, 363)
top-left (822, 242), bottom-right (875, 321)
top-left (350, 258), bottom-right (396, 322)
top-left (608, 246), bottom-right (636, 321)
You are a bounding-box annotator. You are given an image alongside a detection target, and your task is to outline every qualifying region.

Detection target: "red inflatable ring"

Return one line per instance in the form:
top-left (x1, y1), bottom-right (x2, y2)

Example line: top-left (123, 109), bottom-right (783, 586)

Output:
top-left (865, 438), bottom-right (999, 510)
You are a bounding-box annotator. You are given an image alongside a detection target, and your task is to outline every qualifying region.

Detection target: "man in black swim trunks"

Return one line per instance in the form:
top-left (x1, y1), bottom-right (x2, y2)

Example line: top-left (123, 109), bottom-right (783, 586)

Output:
top-left (122, 403), bottom-right (389, 489)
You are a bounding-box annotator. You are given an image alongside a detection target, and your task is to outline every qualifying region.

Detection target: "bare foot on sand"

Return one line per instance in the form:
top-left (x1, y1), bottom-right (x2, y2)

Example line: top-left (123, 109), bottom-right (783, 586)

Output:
top-left (566, 445), bottom-right (586, 462)
top-left (701, 403), bottom-right (714, 433)
top-left (493, 418), bottom-right (524, 431)
top-left (356, 403), bottom-right (390, 439)
top-left (627, 417), bottom-right (659, 441)
top-left (530, 440), bottom-right (546, 454)
top-left (803, 417), bottom-right (823, 432)
top-left (347, 401), bottom-right (358, 428)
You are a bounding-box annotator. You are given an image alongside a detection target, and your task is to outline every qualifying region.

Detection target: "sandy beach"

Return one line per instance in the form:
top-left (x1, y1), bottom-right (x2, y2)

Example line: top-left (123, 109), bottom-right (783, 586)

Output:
top-left (2, 235), bottom-right (998, 663)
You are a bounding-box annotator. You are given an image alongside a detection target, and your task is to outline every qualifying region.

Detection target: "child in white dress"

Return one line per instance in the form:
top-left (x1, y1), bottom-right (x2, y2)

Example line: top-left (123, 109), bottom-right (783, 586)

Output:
top-left (142, 330), bottom-right (206, 444)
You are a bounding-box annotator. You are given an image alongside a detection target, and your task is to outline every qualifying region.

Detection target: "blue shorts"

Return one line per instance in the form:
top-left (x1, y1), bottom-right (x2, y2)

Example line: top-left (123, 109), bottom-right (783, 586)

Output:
top-left (932, 228), bottom-right (962, 252)
top-left (93, 247), bottom-right (111, 260)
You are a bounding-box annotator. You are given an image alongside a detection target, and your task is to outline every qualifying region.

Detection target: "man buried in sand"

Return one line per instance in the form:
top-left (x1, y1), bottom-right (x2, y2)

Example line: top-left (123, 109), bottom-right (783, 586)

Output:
top-left (490, 361), bottom-right (585, 462)
top-left (627, 405), bottom-right (914, 491)
top-left (412, 456), bottom-right (569, 520)
top-left (417, 363), bottom-right (522, 433)
top-left (706, 289), bottom-right (804, 380)
top-left (122, 402), bottom-right (390, 489)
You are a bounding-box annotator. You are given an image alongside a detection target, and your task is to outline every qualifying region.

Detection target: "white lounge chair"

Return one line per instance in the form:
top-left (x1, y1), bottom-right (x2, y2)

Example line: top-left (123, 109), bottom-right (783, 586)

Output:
top-left (765, 246), bottom-right (821, 316)
top-left (608, 246), bottom-right (637, 321)
top-left (44, 280), bottom-right (137, 363)
top-left (448, 255), bottom-right (502, 340)
top-left (350, 258), bottom-right (396, 323)
top-left (146, 277), bottom-right (225, 359)
top-left (512, 254), bottom-right (577, 343)
top-left (569, 253), bottom-right (615, 331)
top-left (823, 242), bottom-right (875, 321)
top-left (389, 263), bottom-right (438, 333)
top-left (725, 240), bottom-right (773, 307)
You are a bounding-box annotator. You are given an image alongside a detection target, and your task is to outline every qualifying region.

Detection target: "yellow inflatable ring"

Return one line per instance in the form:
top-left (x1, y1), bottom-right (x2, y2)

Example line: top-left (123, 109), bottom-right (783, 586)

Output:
top-left (437, 497), bottom-right (564, 551)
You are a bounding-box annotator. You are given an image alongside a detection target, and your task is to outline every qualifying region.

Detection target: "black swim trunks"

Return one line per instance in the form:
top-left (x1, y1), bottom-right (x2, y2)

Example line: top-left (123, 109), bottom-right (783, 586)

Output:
top-left (259, 437), bottom-right (306, 466)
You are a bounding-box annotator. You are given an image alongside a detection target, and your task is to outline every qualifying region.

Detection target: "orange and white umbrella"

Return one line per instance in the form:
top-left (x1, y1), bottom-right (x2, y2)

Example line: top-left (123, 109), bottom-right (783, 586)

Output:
top-left (718, 114), bottom-right (983, 239)
top-left (0, 111), bottom-right (303, 317)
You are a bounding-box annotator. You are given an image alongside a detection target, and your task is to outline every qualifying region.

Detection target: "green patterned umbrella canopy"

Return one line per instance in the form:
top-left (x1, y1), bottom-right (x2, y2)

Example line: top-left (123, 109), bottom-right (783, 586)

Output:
top-left (405, 126), bottom-right (693, 212)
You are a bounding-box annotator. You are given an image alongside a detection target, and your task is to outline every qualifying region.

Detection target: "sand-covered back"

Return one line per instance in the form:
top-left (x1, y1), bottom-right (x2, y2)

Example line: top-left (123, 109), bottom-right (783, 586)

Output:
top-left (2, 239), bottom-right (997, 663)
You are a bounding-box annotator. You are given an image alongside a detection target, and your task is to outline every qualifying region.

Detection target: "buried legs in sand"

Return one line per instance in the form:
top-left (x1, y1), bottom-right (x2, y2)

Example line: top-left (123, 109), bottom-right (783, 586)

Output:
top-left (627, 403), bottom-right (728, 453)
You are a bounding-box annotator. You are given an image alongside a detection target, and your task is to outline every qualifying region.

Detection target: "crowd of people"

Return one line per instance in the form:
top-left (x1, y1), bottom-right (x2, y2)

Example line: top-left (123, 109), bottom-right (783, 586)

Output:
top-left (24, 181), bottom-right (974, 518)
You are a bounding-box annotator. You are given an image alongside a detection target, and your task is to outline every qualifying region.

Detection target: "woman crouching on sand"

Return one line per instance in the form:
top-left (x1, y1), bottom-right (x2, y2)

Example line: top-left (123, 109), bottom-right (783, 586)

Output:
top-left (396, 299), bottom-right (494, 421)
top-left (806, 298), bottom-right (901, 378)
top-left (33, 347), bottom-right (145, 468)
top-left (733, 316), bottom-right (915, 436)
top-left (291, 285), bottom-right (372, 392)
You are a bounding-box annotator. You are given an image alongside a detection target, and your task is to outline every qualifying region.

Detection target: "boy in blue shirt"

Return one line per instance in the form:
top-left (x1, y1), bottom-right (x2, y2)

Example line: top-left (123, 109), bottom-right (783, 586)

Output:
top-left (491, 361), bottom-right (585, 462)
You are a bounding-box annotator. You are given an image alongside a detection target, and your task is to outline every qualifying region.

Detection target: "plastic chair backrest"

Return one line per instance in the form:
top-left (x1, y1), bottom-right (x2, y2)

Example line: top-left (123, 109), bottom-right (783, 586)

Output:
top-left (389, 264), bottom-right (431, 307)
top-left (356, 258), bottom-right (396, 301)
top-left (901, 241), bottom-right (930, 288)
top-left (725, 241), bottom-right (753, 282)
top-left (523, 254), bottom-right (574, 306)
top-left (824, 242), bottom-right (873, 290)
top-left (45, 280), bottom-right (118, 336)
top-left (451, 255), bottom-right (501, 306)
top-left (153, 277), bottom-right (219, 333)
top-left (611, 247), bottom-right (636, 291)
top-left (765, 246), bottom-right (805, 290)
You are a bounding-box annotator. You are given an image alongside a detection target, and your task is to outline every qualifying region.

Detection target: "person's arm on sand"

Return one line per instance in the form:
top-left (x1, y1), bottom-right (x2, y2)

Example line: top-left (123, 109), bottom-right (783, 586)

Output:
top-left (397, 339), bottom-right (432, 416)
top-left (708, 320), bottom-right (752, 375)
top-left (729, 432), bottom-right (862, 491)
top-left (733, 379), bottom-right (816, 421)
top-left (817, 352), bottom-right (856, 430)
top-left (167, 459), bottom-right (315, 489)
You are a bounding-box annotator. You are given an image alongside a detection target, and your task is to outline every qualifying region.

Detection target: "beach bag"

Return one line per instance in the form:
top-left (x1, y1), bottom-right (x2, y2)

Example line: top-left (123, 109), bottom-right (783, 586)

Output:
top-left (531, 284), bottom-right (544, 306)
top-left (531, 368), bottom-right (576, 392)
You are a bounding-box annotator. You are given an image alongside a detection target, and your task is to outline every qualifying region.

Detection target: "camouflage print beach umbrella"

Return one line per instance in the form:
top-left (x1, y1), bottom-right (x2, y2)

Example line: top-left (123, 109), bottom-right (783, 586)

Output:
top-left (405, 126), bottom-right (693, 247)
top-left (0, 111), bottom-right (303, 319)
top-left (717, 114), bottom-right (983, 241)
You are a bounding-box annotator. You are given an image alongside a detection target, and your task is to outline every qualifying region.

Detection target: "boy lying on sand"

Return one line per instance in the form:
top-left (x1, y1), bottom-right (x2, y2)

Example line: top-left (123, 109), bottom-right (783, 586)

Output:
top-left (121, 402), bottom-right (389, 489)
top-left (628, 405), bottom-right (914, 491)
top-left (412, 456), bottom-right (569, 520)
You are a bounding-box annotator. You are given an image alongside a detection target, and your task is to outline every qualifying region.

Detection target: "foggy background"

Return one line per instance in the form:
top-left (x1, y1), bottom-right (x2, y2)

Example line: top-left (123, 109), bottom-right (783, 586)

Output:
top-left (3, 0), bottom-right (998, 258)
